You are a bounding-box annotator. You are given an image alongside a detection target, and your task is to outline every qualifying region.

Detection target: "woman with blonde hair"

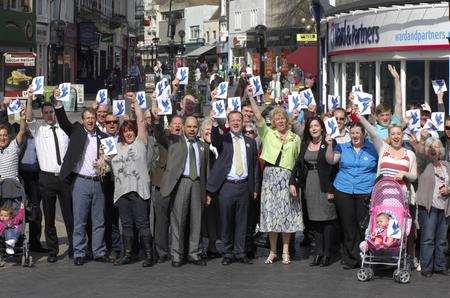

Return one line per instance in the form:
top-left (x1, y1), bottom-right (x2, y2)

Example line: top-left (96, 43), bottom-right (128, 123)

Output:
top-left (247, 86), bottom-right (303, 265)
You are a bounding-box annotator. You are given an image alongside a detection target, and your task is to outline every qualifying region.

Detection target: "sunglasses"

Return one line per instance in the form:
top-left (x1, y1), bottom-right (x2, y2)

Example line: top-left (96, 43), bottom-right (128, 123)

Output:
top-left (244, 130), bottom-right (255, 134)
top-left (106, 121), bottom-right (119, 125)
top-left (445, 126), bottom-right (450, 130)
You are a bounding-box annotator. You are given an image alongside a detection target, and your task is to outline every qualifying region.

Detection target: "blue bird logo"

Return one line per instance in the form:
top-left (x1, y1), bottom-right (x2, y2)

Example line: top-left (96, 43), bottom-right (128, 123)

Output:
top-left (436, 80), bottom-right (445, 92)
top-left (252, 78), bottom-right (261, 94)
top-left (157, 82), bottom-right (165, 97)
top-left (105, 139), bottom-right (115, 154)
top-left (390, 221), bottom-right (400, 236)
top-left (410, 112), bottom-right (419, 125)
top-left (231, 98), bottom-right (240, 111)
top-left (9, 100), bottom-right (21, 112)
top-left (179, 68), bottom-right (187, 82)
top-left (218, 83), bottom-right (227, 96)
top-left (161, 99), bottom-right (170, 112)
top-left (215, 102), bottom-right (224, 115)
top-left (303, 91), bottom-right (313, 106)
top-left (328, 120), bottom-right (337, 135)
top-left (60, 84), bottom-right (69, 98)
top-left (361, 101), bottom-right (371, 113)
top-left (137, 93), bottom-right (145, 105)
top-left (292, 95), bottom-right (300, 109)
top-left (98, 90), bottom-right (106, 104)
top-left (434, 113), bottom-right (443, 127)
top-left (34, 77), bottom-right (42, 91)
top-left (116, 102), bottom-right (125, 115)
top-left (427, 121), bottom-right (437, 131)
top-left (331, 96), bottom-right (339, 109)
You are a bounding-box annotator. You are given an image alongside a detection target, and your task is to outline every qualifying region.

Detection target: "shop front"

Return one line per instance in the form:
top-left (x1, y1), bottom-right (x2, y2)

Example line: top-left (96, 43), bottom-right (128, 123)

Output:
top-left (325, 2), bottom-right (450, 114)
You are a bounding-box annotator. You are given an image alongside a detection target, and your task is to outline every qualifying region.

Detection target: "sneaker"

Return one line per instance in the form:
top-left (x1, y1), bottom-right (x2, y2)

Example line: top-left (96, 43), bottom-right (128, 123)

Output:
top-left (413, 257), bottom-right (421, 272)
top-left (6, 247), bottom-right (15, 255)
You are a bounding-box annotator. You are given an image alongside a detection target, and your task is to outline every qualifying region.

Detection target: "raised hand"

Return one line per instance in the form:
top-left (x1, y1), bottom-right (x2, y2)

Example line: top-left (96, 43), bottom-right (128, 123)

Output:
top-left (388, 64), bottom-right (399, 80)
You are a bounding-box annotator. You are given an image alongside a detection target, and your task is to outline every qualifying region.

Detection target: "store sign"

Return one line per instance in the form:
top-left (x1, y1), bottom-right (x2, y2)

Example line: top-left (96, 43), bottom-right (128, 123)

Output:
top-left (79, 22), bottom-right (98, 46)
top-left (3, 52), bottom-right (36, 98)
top-left (328, 4), bottom-right (450, 54)
top-left (297, 34), bottom-right (317, 42)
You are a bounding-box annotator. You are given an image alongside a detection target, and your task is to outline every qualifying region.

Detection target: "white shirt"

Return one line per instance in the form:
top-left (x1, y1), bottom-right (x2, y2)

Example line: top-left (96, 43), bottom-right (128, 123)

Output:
top-left (74, 131), bottom-right (98, 177)
top-left (28, 120), bottom-right (69, 173)
top-left (97, 122), bottom-right (107, 133)
top-left (227, 134), bottom-right (248, 180)
top-left (182, 137), bottom-right (201, 177)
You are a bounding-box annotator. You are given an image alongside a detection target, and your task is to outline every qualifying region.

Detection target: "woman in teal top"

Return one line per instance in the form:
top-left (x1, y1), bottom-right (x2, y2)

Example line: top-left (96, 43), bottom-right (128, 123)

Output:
top-left (248, 87), bottom-right (303, 265)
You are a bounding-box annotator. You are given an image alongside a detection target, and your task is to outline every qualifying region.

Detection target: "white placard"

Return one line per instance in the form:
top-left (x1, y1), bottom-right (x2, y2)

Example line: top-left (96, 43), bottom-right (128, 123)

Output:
top-left (136, 91), bottom-right (147, 109)
top-left (212, 100), bottom-right (226, 118)
top-left (7, 98), bottom-right (22, 115)
top-left (100, 137), bottom-right (118, 156)
top-left (31, 76), bottom-right (44, 95)
top-left (249, 76), bottom-right (264, 97)
top-left (157, 97), bottom-right (172, 115)
top-left (58, 83), bottom-right (71, 102)
top-left (300, 88), bottom-right (316, 107)
top-left (155, 78), bottom-right (169, 98)
top-left (352, 85), bottom-right (363, 93)
top-left (353, 91), bottom-right (373, 115)
top-left (431, 112), bottom-right (445, 131)
top-left (424, 119), bottom-right (438, 132)
top-left (96, 89), bottom-right (108, 105)
top-left (327, 95), bottom-right (340, 111)
top-left (288, 94), bottom-right (302, 113)
top-left (406, 109), bottom-right (421, 129)
top-left (432, 79), bottom-right (447, 94)
top-left (227, 97), bottom-right (241, 112)
top-left (113, 100), bottom-right (126, 116)
top-left (325, 117), bottom-right (340, 139)
top-left (176, 67), bottom-right (189, 85)
top-left (216, 82), bottom-right (229, 99)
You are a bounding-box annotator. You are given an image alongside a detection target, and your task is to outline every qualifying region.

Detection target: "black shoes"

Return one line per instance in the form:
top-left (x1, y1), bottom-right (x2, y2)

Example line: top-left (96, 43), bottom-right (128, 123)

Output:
top-left (221, 257), bottom-right (233, 265)
top-left (310, 255), bottom-right (322, 267)
top-left (30, 245), bottom-right (51, 253)
top-left (189, 259), bottom-right (207, 266)
top-left (158, 255), bottom-right (169, 264)
top-left (434, 269), bottom-right (448, 276)
top-left (94, 256), bottom-right (108, 263)
top-left (47, 254), bottom-right (58, 263)
top-left (235, 256), bottom-right (253, 264)
top-left (320, 256), bottom-right (331, 267)
top-left (171, 260), bottom-right (183, 267)
top-left (74, 257), bottom-right (84, 266)
top-left (421, 271), bottom-right (433, 278)
top-left (342, 262), bottom-right (358, 270)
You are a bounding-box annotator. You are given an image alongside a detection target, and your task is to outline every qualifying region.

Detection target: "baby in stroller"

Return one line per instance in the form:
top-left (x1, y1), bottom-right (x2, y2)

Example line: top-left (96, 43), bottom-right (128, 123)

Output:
top-left (0, 202), bottom-right (25, 255)
top-left (360, 211), bottom-right (401, 252)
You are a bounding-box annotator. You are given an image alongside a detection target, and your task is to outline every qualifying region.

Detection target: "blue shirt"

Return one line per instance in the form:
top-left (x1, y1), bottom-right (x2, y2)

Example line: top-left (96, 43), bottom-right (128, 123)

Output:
top-left (333, 140), bottom-right (378, 195)
top-left (375, 115), bottom-right (401, 140)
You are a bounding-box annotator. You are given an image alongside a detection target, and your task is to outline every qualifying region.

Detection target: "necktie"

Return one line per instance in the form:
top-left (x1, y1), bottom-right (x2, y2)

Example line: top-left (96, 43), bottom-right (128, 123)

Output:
top-left (233, 136), bottom-right (244, 176)
top-left (51, 126), bottom-right (62, 165)
top-left (188, 140), bottom-right (198, 180)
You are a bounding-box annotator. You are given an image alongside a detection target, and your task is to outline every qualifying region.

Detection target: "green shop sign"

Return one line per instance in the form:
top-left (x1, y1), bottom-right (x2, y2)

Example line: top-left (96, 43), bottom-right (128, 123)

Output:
top-left (0, 10), bottom-right (36, 47)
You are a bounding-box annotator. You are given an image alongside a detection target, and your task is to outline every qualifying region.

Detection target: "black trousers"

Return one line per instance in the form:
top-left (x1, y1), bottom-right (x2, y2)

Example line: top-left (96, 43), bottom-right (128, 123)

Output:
top-left (219, 182), bottom-right (249, 258)
top-left (19, 170), bottom-right (42, 248)
top-left (310, 220), bottom-right (335, 257)
top-left (246, 193), bottom-right (259, 254)
top-left (39, 172), bottom-right (74, 255)
top-left (333, 189), bottom-right (370, 266)
top-left (153, 187), bottom-right (171, 258)
top-left (116, 192), bottom-right (151, 238)
top-left (102, 176), bottom-right (121, 255)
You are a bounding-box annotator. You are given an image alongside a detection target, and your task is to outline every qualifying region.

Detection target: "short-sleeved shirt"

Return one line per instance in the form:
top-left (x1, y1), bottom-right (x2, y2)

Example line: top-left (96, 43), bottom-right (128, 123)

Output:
top-left (0, 139), bottom-right (20, 179)
top-left (111, 138), bottom-right (150, 203)
top-left (333, 140), bottom-right (378, 195)
top-left (375, 115), bottom-right (401, 141)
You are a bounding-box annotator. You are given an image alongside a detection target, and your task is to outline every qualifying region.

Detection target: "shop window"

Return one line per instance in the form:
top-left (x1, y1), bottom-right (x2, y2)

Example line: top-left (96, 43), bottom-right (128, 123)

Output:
top-left (359, 62), bottom-right (375, 98)
top-left (406, 61), bottom-right (425, 109)
top-left (380, 61), bottom-right (400, 110)
top-left (346, 62), bottom-right (355, 96)
top-left (190, 26), bottom-right (200, 40)
top-left (430, 60), bottom-right (449, 114)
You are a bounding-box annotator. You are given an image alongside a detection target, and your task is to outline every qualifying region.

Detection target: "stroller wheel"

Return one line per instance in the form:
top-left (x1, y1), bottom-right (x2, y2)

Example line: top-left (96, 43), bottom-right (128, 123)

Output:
top-left (357, 268), bottom-right (371, 282)
top-left (397, 270), bottom-right (410, 284)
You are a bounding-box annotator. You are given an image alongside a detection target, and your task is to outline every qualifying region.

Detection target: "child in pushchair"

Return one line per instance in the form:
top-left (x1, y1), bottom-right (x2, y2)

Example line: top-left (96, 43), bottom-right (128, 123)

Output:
top-left (357, 177), bottom-right (412, 283)
top-left (0, 202), bottom-right (25, 255)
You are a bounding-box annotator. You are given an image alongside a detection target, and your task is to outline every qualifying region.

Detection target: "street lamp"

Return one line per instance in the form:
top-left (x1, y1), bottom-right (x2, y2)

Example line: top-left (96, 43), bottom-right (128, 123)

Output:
top-left (178, 30), bottom-right (186, 55)
top-left (51, 20), bottom-right (66, 85)
top-left (152, 37), bottom-right (159, 67)
top-left (255, 24), bottom-right (267, 79)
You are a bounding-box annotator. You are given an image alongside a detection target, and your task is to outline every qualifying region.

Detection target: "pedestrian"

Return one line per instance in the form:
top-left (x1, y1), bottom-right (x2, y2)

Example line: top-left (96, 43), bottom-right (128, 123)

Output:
top-left (290, 116), bottom-right (337, 267)
top-left (54, 93), bottom-right (109, 266)
top-left (325, 122), bottom-right (378, 269)
top-left (207, 111), bottom-right (260, 265)
top-left (111, 93), bottom-right (154, 267)
top-left (25, 92), bottom-right (73, 263)
top-left (247, 85), bottom-right (303, 265)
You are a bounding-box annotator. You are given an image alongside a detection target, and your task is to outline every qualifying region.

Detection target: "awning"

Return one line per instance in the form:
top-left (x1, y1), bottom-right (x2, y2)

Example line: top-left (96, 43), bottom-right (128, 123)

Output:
top-left (185, 44), bottom-right (216, 58)
top-left (286, 46), bottom-right (318, 76)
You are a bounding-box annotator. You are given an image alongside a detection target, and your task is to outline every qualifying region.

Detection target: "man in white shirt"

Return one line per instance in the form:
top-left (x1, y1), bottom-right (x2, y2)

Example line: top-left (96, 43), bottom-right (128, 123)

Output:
top-left (26, 95), bottom-right (73, 263)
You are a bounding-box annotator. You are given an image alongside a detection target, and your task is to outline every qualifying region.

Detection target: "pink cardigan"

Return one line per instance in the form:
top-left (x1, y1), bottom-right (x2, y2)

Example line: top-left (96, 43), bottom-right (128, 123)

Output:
top-left (0, 206), bottom-right (24, 235)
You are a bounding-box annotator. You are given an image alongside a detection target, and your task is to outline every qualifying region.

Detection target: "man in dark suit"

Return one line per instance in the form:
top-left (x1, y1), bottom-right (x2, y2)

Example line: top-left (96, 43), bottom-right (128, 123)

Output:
top-left (54, 97), bottom-right (109, 266)
top-left (154, 114), bottom-right (209, 267)
top-left (207, 111), bottom-right (260, 265)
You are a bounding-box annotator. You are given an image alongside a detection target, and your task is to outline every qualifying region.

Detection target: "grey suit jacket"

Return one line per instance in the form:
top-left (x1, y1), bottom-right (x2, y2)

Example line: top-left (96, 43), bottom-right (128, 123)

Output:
top-left (154, 123), bottom-right (209, 200)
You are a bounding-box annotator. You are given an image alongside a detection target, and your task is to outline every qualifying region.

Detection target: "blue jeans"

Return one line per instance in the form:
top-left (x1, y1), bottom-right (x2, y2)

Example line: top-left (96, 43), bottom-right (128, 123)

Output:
top-left (72, 177), bottom-right (106, 258)
top-left (418, 206), bottom-right (449, 273)
top-left (4, 227), bottom-right (21, 243)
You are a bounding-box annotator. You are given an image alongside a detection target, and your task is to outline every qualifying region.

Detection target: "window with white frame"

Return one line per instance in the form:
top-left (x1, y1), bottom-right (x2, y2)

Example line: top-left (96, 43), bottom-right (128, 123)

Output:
top-left (206, 31), bottom-right (210, 43)
top-left (250, 9), bottom-right (258, 27)
top-left (190, 26), bottom-right (200, 40)
top-left (235, 11), bottom-right (241, 30)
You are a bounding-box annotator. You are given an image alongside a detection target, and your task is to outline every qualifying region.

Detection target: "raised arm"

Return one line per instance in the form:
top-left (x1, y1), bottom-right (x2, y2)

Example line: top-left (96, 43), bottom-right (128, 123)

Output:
top-left (437, 91), bottom-right (446, 113)
top-left (15, 108), bottom-right (27, 145)
top-left (358, 114), bottom-right (384, 153)
top-left (388, 65), bottom-right (402, 120)
top-left (53, 89), bottom-right (74, 136)
top-left (25, 88), bottom-right (34, 122)
top-left (210, 123), bottom-right (224, 153)
top-left (246, 85), bottom-right (264, 125)
top-left (325, 135), bottom-right (340, 165)
top-left (127, 92), bottom-right (147, 144)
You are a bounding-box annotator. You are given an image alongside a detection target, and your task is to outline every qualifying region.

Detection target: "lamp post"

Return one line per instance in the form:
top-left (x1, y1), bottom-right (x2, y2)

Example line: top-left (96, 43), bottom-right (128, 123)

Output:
top-left (255, 24), bottom-right (267, 79)
top-left (51, 20), bottom-right (66, 85)
top-left (178, 30), bottom-right (186, 55)
top-left (152, 37), bottom-right (159, 67)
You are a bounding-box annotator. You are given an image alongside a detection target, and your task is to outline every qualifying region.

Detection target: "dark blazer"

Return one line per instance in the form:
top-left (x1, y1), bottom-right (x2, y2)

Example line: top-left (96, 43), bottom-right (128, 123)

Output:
top-left (290, 138), bottom-right (337, 193)
top-left (154, 123), bottom-right (209, 200)
top-left (206, 125), bottom-right (260, 196)
top-left (55, 106), bottom-right (108, 180)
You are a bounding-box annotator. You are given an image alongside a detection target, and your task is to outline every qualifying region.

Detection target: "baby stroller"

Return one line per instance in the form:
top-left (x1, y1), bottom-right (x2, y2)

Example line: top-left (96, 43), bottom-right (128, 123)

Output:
top-left (0, 178), bottom-right (32, 267)
top-left (357, 177), bottom-right (412, 283)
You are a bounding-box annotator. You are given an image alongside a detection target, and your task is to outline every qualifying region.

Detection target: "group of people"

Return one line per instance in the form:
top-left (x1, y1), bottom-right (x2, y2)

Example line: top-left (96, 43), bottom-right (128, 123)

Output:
top-left (0, 65), bottom-right (449, 279)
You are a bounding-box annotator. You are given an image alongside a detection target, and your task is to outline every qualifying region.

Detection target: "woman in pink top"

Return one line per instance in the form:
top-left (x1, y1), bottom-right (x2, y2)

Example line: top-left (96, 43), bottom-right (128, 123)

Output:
top-left (0, 202), bottom-right (25, 255)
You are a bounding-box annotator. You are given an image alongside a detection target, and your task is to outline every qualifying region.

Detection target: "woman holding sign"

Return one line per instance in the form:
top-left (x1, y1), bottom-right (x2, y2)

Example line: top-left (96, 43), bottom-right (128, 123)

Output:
top-left (289, 116), bottom-right (337, 267)
top-left (247, 85), bottom-right (303, 265)
top-left (110, 92), bottom-right (154, 267)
